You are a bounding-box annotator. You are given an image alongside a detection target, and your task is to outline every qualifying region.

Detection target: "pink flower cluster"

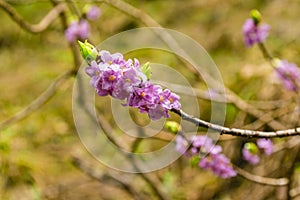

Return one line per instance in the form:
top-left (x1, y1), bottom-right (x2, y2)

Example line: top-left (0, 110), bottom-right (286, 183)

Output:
top-left (65, 20), bottom-right (90, 43)
top-left (176, 135), bottom-right (237, 178)
top-left (65, 5), bottom-right (101, 43)
top-left (85, 50), bottom-right (181, 120)
top-left (242, 139), bottom-right (273, 165)
top-left (274, 60), bottom-right (300, 92)
top-left (242, 18), bottom-right (270, 47)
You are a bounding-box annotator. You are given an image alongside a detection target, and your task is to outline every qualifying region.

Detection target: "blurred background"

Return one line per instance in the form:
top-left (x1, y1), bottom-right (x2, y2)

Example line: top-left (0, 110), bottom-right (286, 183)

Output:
top-left (1, 0), bottom-right (300, 199)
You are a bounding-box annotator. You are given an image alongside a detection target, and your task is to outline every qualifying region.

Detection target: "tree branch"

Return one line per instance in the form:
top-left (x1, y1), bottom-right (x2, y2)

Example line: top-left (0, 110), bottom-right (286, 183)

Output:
top-left (172, 109), bottom-right (300, 138)
top-left (0, 70), bottom-right (74, 131)
top-left (0, 0), bottom-right (66, 33)
top-left (72, 155), bottom-right (142, 199)
top-left (235, 165), bottom-right (289, 186)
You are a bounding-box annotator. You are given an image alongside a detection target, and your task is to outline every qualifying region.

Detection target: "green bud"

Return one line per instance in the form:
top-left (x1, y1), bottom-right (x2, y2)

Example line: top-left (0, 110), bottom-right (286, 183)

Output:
top-left (250, 9), bottom-right (262, 25)
top-left (165, 121), bottom-right (181, 134)
top-left (271, 58), bottom-right (281, 68)
top-left (141, 62), bottom-right (152, 80)
top-left (78, 40), bottom-right (98, 64)
top-left (190, 156), bottom-right (201, 167)
top-left (245, 142), bottom-right (258, 154)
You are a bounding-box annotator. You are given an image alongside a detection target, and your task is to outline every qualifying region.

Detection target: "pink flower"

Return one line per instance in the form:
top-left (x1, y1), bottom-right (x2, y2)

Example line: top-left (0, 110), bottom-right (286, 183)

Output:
top-left (86, 6), bottom-right (101, 21)
top-left (257, 138), bottom-right (273, 155)
top-left (243, 18), bottom-right (270, 47)
top-left (274, 60), bottom-right (300, 92)
top-left (65, 20), bottom-right (90, 42)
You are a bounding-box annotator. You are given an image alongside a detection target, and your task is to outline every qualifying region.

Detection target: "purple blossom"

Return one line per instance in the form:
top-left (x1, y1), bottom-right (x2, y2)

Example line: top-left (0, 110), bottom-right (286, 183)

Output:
top-left (274, 60), bottom-right (300, 91)
top-left (160, 89), bottom-right (181, 110)
top-left (112, 68), bottom-right (141, 100)
top-left (175, 135), bottom-right (188, 155)
top-left (83, 49), bottom-right (181, 121)
top-left (175, 135), bottom-right (237, 178)
top-left (243, 18), bottom-right (270, 47)
top-left (86, 6), bottom-right (101, 21)
top-left (97, 64), bottom-right (122, 95)
top-left (257, 138), bottom-right (273, 155)
top-left (199, 154), bottom-right (237, 178)
top-left (65, 20), bottom-right (90, 42)
top-left (242, 146), bottom-right (260, 164)
top-left (85, 61), bottom-right (101, 87)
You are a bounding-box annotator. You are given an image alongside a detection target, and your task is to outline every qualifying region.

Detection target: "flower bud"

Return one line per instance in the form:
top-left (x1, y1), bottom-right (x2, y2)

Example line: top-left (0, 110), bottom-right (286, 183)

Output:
top-left (165, 121), bottom-right (181, 134)
top-left (78, 40), bottom-right (98, 64)
top-left (250, 9), bottom-right (262, 25)
top-left (271, 58), bottom-right (281, 68)
top-left (245, 142), bottom-right (258, 154)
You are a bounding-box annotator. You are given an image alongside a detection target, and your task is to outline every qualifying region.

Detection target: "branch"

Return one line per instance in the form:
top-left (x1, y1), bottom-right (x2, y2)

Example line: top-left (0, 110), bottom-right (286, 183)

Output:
top-left (0, 0), bottom-right (66, 33)
top-left (235, 165), bottom-right (289, 186)
top-left (0, 70), bottom-right (74, 131)
top-left (72, 155), bottom-right (142, 199)
top-left (172, 109), bottom-right (300, 138)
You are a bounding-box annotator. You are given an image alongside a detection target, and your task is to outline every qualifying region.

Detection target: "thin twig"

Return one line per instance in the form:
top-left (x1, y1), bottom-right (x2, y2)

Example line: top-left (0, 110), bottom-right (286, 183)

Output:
top-left (72, 155), bottom-right (142, 199)
top-left (0, 70), bottom-right (74, 131)
top-left (242, 102), bottom-right (296, 130)
top-left (0, 0), bottom-right (67, 33)
top-left (171, 109), bottom-right (300, 138)
top-left (235, 165), bottom-right (289, 186)
top-left (258, 42), bottom-right (273, 61)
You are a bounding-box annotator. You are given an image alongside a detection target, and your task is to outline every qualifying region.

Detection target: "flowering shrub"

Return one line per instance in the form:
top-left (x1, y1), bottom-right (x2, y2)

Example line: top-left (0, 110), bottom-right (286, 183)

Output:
top-left (76, 8), bottom-right (300, 181)
top-left (78, 41), bottom-right (181, 120)
top-left (176, 135), bottom-right (237, 178)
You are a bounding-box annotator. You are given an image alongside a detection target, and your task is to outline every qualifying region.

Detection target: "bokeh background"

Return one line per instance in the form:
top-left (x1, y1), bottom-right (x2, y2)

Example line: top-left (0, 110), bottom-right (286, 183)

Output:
top-left (1, 0), bottom-right (300, 199)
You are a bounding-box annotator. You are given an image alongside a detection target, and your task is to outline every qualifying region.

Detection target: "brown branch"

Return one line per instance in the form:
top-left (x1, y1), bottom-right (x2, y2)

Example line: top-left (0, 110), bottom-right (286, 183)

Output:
top-left (290, 187), bottom-right (300, 198)
top-left (242, 102), bottom-right (296, 130)
top-left (172, 109), bottom-right (300, 138)
top-left (0, 70), bottom-right (74, 131)
top-left (72, 155), bottom-right (142, 199)
top-left (0, 0), bottom-right (66, 33)
top-left (235, 165), bottom-right (289, 186)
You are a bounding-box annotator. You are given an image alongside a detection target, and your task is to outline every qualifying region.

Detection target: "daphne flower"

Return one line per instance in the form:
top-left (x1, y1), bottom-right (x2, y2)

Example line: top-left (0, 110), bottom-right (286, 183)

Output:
top-left (274, 59), bottom-right (300, 91)
top-left (243, 147), bottom-right (259, 164)
top-left (242, 143), bottom-right (260, 164)
top-left (200, 153), bottom-right (237, 178)
top-left (86, 5), bottom-right (101, 21)
top-left (175, 135), bottom-right (188, 155)
top-left (79, 41), bottom-right (181, 121)
top-left (175, 135), bottom-right (236, 178)
top-left (257, 138), bottom-right (273, 155)
top-left (243, 18), bottom-right (270, 47)
top-left (65, 20), bottom-right (90, 42)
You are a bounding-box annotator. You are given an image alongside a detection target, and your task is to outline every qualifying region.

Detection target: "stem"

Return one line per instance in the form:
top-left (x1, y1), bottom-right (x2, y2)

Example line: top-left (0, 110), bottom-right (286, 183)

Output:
top-left (171, 109), bottom-right (300, 138)
top-left (258, 42), bottom-right (273, 61)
